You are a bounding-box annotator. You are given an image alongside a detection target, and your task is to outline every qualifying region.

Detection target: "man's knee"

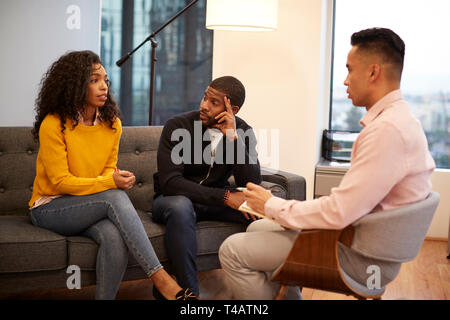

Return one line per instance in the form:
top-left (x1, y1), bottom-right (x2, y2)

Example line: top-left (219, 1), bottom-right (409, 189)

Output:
top-left (153, 195), bottom-right (195, 223)
top-left (246, 219), bottom-right (284, 232)
top-left (219, 233), bottom-right (243, 268)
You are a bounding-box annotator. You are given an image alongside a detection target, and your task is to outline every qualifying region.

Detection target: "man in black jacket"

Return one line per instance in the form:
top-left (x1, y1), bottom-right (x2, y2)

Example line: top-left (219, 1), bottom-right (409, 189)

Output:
top-left (152, 76), bottom-right (262, 297)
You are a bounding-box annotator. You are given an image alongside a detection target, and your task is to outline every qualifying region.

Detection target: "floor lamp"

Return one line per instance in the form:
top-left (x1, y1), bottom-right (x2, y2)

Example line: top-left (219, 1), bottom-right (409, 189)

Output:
top-left (116, 0), bottom-right (278, 125)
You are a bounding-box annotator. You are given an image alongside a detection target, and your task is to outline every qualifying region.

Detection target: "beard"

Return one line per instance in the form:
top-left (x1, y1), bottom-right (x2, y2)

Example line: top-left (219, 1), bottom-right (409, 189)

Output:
top-left (200, 112), bottom-right (216, 127)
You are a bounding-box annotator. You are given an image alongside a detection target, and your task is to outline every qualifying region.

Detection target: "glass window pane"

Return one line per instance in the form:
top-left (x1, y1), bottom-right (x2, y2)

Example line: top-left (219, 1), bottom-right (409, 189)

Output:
top-left (101, 0), bottom-right (213, 126)
top-left (331, 0), bottom-right (450, 169)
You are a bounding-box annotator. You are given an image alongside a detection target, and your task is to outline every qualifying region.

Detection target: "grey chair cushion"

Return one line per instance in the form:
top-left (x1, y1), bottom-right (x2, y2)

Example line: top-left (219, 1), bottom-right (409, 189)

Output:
top-left (340, 266), bottom-right (385, 297)
top-left (337, 242), bottom-right (401, 289)
top-left (0, 216), bottom-right (67, 273)
top-left (337, 192), bottom-right (440, 296)
top-left (350, 192), bottom-right (440, 263)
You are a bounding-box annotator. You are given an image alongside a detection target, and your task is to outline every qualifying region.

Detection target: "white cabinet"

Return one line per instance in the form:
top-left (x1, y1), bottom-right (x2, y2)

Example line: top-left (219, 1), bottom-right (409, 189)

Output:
top-left (314, 159), bottom-right (349, 198)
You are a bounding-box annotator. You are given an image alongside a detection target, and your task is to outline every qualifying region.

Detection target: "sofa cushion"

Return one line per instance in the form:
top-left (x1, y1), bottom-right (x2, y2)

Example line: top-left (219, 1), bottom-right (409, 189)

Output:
top-left (67, 211), bottom-right (165, 271)
top-left (67, 210), bottom-right (246, 271)
top-left (140, 210), bottom-right (247, 261)
top-left (0, 127), bottom-right (38, 217)
top-left (0, 216), bottom-right (67, 273)
top-left (117, 126), bottom-right (163, 213)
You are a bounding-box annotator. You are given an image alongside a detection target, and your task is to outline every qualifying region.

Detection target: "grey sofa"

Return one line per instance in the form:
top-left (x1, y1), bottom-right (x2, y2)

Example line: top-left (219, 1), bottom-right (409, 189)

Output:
top-left (0, 126), bottom-right (306, 297)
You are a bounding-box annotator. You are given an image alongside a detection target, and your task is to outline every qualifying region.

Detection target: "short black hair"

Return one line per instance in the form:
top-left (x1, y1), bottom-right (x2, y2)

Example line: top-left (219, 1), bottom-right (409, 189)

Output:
top-left (351, 28), bottom-right (405, 78)
top-left (209, 76), bottom-right (246, 108)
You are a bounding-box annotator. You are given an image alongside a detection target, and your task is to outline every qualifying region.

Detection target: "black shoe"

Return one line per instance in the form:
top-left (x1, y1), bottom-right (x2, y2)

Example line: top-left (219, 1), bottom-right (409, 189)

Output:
top-left (153, 286), bottom-right (199, 300)
top-left (152, 285), bottom-right (165, 300)
top-left (175, 288), bottom-right (199, 300)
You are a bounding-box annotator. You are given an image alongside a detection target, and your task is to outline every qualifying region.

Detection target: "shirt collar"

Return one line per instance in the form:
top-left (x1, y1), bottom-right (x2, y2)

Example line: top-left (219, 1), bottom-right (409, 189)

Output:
top-left (360, 89), bottom-right (403, 127)
top-left (78, 109), bottom-right (101, 126)
top-left (206, 128), bottom-right (223, 152)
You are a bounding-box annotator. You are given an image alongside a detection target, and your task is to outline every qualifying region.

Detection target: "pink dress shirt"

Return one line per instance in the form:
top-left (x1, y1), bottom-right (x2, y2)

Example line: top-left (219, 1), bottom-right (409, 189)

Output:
top-left (265, 90), bottom-right (436, 230)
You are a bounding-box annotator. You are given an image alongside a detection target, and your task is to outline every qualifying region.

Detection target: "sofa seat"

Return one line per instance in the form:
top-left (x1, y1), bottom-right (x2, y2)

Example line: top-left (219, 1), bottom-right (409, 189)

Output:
top-left (0, 216), bottom-right (67, 273)
top-left (0, 126), bottom-right (306, 296)
top-left (65, 210), bottom-right (247, 271)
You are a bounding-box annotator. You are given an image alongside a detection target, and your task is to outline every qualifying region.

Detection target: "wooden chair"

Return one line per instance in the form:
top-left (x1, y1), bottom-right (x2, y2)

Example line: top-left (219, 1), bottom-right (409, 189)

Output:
top-left (271, 192), bottom-right (440, 300)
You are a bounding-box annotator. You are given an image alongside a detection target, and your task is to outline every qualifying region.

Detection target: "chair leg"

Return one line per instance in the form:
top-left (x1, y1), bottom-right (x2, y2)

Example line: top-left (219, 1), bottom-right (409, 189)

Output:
top-left (274, 285), bottom-right (288, 300)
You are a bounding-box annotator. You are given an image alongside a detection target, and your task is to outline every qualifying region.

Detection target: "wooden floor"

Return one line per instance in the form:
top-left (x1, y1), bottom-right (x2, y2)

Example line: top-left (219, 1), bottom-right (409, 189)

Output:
top-left (4, 239), bottom-right (449, 300)
top-left (301, 239), bottom-right (450, 300)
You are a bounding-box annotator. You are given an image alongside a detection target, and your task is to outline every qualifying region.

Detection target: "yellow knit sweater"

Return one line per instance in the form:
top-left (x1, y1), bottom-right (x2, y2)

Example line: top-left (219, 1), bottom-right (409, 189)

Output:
top-left (29, 114), bottom-right (121, 207)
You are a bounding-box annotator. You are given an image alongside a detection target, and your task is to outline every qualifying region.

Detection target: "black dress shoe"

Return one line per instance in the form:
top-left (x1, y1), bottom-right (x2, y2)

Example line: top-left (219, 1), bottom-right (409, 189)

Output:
top-left (153, 286), bottom-right (199, 300)
top-left (152, 286), bottom-right (165, 300)
top-left (175, 288), bottom-right (199, 300)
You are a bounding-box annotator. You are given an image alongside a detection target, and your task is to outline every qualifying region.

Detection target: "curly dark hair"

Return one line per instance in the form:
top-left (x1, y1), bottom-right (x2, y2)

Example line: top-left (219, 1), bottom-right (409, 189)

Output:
top-left (32, 50), bottom-right (121, 141)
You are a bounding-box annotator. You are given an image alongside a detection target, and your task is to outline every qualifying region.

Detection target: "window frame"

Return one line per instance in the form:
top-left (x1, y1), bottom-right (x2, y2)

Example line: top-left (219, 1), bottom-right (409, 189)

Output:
top-left (328, 0), bottom-right (450, 169)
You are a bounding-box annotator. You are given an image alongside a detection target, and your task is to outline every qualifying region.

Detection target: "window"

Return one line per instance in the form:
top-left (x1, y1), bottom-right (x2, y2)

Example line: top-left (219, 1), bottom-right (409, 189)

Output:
top-left (330, 0), bottom-right (450, 169)
top-left (101, 0), bottom-right (213, 126)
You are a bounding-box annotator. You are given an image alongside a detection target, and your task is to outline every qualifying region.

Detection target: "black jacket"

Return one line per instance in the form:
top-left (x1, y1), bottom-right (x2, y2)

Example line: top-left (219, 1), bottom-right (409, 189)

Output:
top-left (154, 110), bottom-right (262, 206)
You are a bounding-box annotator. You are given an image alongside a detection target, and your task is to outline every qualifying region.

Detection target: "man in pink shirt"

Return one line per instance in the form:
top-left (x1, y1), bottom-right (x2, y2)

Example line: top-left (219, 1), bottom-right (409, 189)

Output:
top-left (219, 28), bottom-right (436, 300)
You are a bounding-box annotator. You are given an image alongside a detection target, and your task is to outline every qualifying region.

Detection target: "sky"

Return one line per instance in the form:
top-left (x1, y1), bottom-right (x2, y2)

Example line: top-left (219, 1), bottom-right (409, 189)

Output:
top-left (332, 0), bottom-right (450, 96)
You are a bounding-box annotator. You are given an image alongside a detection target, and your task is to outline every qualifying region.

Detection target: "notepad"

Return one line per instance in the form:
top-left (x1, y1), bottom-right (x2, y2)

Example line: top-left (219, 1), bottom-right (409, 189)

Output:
top-left (238, 201), bottom-right (268, 220)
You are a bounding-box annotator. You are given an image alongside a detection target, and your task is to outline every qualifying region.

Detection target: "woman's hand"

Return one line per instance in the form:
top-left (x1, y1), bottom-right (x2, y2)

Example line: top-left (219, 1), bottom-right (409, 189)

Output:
top-left (113, 169), bottom-right (136, 190)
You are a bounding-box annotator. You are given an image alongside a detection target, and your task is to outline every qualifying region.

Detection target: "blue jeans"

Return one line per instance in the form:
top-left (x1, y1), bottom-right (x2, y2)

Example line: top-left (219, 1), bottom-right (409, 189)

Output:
top-left (152, 194), bottom-right (250, 295)
top-left (29, 189), bottom-right (163, 300)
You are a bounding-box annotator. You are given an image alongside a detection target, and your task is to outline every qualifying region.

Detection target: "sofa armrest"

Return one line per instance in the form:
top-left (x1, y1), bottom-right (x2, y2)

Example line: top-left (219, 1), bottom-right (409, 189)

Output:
top-left (261, 167), bottom-right (306, 201)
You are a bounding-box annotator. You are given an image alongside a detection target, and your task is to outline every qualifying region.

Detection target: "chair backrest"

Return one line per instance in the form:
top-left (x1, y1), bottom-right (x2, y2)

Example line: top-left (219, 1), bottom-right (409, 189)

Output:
top-left (350, 192), bottom-right (440, 263)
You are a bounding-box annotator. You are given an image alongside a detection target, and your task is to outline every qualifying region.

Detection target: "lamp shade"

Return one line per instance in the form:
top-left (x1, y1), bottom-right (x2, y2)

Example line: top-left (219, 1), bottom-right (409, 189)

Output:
top-left (206, 0), bottom-right (278, 31)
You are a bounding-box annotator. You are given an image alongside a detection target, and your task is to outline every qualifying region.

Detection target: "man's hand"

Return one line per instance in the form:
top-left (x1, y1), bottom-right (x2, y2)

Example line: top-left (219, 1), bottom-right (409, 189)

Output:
top-left (214, 96), bottom-right (237, 141)
top-left (243, 182), bottom-right (273, 216)
top-left (225, 191), bottom-right (258, 221)
top-left (225, 191), bottom-right (245, 210)
top-left (113, 169), bottom-right (136, 190)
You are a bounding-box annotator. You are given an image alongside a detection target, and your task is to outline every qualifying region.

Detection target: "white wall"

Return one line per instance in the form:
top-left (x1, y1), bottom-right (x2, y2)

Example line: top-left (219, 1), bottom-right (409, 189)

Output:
top-left (0, 0), bottom-right (101, 126)
top-left (212, 0), bottom-right (449, 238)
top-left (213, 0), bottom-right (328, 200)
top-left (1, 0), bottom-right (448, 238)
top-left (429, 171), bottom-right (450, 239)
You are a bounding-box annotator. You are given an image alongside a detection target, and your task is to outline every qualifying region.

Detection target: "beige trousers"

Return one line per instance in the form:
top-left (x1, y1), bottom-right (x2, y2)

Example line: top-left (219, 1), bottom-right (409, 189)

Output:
top-left (219, 219), bottom-right (302, 300)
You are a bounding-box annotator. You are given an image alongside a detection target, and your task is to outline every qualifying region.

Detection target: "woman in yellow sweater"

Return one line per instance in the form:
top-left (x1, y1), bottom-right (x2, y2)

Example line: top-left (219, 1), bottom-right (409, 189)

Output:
top-left (29, 50), bottom-right (196, 300)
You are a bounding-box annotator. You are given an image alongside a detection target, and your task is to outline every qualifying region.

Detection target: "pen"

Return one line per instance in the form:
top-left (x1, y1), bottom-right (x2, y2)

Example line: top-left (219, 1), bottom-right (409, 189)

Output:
top-left (236, 187), bottom-right (272, 194)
